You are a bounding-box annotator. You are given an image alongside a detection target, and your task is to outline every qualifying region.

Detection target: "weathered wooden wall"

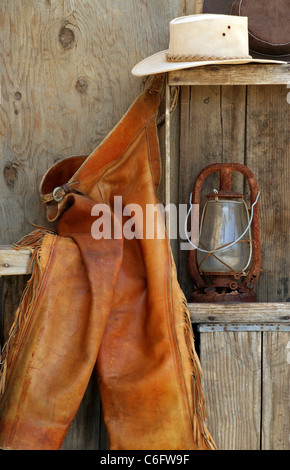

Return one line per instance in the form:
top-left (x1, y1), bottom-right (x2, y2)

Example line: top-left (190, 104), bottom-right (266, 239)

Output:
top-left (199, 326), bottom-right (290, 450)
top-left (0, 0), bottom-right (196, 450)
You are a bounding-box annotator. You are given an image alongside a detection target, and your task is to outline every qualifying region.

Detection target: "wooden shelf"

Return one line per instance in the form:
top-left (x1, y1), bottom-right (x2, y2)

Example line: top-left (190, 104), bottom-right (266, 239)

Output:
top-left (188, 302), bottom-right (290, 324)
top-left (168, 63), bottom-right (290, 86)
top-left (0, 247), bottom-right (31, 275)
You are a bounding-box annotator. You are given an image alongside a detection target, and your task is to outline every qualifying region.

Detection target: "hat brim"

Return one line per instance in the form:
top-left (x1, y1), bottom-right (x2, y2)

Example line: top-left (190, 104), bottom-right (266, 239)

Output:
top-left (131, 50), bottom-right (287, 76)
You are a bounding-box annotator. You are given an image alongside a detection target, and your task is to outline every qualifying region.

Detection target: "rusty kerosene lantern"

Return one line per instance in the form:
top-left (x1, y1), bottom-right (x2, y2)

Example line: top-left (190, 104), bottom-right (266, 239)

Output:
top-left (188, 163), bottom-right (261, 303)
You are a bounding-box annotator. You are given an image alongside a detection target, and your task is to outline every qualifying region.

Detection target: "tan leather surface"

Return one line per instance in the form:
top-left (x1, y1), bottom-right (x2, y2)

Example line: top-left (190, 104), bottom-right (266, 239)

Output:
top-left (0, 75), bottom-right (216, 450)
top-left (0, 226), bottom-right (123, 449)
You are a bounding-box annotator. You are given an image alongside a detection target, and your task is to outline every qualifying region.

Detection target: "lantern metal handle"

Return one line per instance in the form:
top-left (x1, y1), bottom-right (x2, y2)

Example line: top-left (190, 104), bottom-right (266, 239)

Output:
top-left (185, 190), bottom-right (260, 254)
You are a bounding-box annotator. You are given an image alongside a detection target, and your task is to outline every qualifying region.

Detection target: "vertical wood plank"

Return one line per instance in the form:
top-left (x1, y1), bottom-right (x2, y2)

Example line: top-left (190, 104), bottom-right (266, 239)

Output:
top-left (159, 83), bottom-right (180, 267)
top-left (179, 85), bottom-right (221, 297)
top-left (262, 332), bottom-right (290, 450)
top-left (1, 275), bottom-right (28, 347)
top-left (165, 77), bottom-right (172, 231)
top-left (61, 374), bottom-right (102, 450)
top-left (178, 85), bottom-right (246, 297)
top-left (221, 86), bottom-right (246, 164)
top-left (220, 85), bottom-right (247, 194)
top-left (246, 86), bottom-right (290, 302)
top-left (194, 0), bottom-right (204, 14)
top-left (170, 97), bottom-right (181, 268)
top-left (200, 331), bottom-right (262, 450)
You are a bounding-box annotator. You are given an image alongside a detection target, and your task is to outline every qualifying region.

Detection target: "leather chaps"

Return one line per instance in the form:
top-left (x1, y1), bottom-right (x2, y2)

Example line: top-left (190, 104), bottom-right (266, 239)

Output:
top-left (0, 75), bottom-right (216, 450)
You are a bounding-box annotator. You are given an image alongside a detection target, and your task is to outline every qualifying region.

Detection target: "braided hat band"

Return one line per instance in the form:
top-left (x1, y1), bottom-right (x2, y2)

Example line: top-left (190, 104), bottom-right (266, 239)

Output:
top-left (166, 53), bottom-right (252, 62)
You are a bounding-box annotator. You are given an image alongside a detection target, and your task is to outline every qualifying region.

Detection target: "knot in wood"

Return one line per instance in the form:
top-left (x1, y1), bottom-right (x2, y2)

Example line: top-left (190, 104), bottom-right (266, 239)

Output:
top-left (59, 26), bottom-right (75, 49)
top-left (75, 78), bottom-right (88, 94)
top-left (3, 163), bottom-right (19, 188)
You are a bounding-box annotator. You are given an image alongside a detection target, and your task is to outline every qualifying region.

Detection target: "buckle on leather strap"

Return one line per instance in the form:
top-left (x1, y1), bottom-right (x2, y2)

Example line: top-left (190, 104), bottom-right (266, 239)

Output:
top-left (52, 186), bottom-right (64, 202)
top-left (52, 181), bottom-right (80, 202)
top-left (48, 181), bottom-right (80, 203)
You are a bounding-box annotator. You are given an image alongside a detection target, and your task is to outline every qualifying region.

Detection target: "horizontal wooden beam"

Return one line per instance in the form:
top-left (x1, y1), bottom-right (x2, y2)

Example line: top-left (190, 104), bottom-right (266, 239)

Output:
top-left (0, 247), bottom-right (31, 275)
top-left (168, 64), bottom-right (290, 86)
top-left (198, 324), bottom-right (290, 332)
top-left (189, 302), bottom-right (290, 324)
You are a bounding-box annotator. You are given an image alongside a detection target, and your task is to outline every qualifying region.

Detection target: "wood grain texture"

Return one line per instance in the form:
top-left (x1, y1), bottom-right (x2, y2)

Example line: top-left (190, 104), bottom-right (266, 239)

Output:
top-left (200, 331), bottom-right (262, 450)
top-left (0, 0), bottom-right (187, 246)
top-left (179, 85), bottom-right (221, 298)
top-left (0, 274), bottom-right (29, 346)
top-left (246, 86), bottom-right (290, 302)
top-left (262, 332), bottom-right (290, 450)
top-left (169, 64), bottom-right (290, 86)
top-left (0, 247), bottom-right (31, 275)
top-left (194, 0), bottom-right (204, 14)
top-left (189, 302), bottom-right (290, 324)
top-left (61, 373), bottom-right (105, 450)
top-left (200, 328), bottom-right (290, 450)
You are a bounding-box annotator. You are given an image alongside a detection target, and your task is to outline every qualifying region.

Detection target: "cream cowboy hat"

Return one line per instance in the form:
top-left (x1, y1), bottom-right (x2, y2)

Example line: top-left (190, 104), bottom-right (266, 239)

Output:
top-left (132, 14), bottom-right (286, 76)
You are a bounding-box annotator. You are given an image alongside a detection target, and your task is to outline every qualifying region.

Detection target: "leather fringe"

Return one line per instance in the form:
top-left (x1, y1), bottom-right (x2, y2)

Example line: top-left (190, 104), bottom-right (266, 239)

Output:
top-left (181, 294), bottom-right (217, 450)
top-left (0, 228), bottom-right (55, 394)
